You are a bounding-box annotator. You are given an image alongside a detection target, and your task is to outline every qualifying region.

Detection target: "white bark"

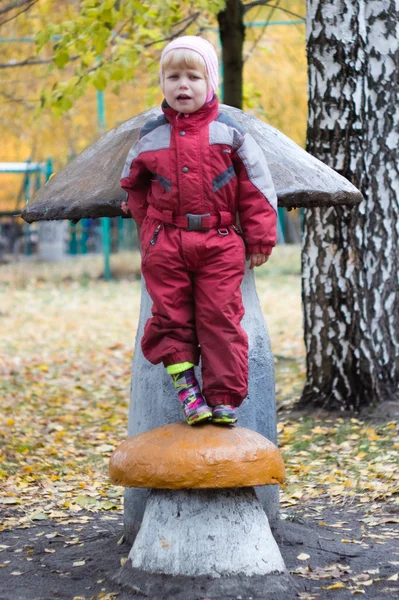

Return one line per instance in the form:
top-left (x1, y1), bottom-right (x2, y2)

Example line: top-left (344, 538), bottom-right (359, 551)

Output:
top-left (303, 0), bottom-right (399, 409)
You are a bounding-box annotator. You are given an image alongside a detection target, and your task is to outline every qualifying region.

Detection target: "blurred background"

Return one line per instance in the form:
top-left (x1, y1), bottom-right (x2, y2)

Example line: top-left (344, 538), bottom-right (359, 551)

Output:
top-left (0, 0), bottom-right (306, 266)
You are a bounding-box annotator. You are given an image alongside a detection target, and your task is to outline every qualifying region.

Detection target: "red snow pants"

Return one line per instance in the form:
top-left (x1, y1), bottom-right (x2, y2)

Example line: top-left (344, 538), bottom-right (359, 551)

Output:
top-left (140, 217), bottom-right (248, 407)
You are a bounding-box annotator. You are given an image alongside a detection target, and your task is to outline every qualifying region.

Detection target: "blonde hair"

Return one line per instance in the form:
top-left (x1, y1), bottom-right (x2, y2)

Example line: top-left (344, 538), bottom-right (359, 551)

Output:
top-left (161, 48), bottom-right (208, 81)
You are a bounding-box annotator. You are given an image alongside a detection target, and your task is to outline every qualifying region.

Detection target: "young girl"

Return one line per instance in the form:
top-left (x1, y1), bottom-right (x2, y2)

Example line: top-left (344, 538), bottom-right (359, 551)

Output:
top-left (121, 36), bottom-right (277, 426)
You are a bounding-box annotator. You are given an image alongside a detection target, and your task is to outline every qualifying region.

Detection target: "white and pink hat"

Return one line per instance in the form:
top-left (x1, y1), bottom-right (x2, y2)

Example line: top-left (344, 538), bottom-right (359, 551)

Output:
top-left (160, 35), bottom-right (219, 103)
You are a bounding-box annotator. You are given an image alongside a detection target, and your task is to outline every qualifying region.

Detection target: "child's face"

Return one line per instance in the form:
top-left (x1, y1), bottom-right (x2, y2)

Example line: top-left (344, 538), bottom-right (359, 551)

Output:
top-left (162, 67), bottom-right (208, 113)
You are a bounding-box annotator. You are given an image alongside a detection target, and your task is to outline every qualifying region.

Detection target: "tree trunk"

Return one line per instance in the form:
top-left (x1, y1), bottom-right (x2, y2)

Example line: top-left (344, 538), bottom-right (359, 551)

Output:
top-left (217, 0), bottom-right (245, 108)
top-left (302, 0), bottom-right (399, 410)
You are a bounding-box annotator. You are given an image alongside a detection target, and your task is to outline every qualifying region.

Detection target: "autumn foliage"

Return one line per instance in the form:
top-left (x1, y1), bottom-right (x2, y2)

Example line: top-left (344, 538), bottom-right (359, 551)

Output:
top-left (1, 1), bottom-right (307, 212)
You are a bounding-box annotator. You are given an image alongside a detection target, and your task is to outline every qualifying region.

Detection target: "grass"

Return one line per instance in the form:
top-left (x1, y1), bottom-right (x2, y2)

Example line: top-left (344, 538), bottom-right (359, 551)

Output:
top-left (0, 245), bottom-right (305, 407)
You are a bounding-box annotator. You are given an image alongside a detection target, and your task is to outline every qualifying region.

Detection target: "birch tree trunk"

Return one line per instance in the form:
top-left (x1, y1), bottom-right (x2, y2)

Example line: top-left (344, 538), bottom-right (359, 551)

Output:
top-left (302, 0), bottom-right (399, 410)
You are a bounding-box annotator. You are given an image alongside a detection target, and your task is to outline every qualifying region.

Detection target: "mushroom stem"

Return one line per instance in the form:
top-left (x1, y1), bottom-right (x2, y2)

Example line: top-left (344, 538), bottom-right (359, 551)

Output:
top-left (127, 488), bottom-right (285, 578)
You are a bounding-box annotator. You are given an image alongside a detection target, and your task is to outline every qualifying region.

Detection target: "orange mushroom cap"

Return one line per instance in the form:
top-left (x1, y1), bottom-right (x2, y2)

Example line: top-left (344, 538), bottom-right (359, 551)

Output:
top-left (109, 422), bottom-right (285, 489)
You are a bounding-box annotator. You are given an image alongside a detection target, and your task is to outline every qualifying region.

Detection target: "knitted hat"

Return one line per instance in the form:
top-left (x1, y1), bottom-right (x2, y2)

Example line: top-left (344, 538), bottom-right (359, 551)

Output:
top-left (160, 36), bottom-right (219, 103)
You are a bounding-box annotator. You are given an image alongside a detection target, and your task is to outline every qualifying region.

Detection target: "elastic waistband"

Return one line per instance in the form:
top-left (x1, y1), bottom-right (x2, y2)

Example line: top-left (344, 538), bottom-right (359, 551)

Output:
top-left (147, 206), bottom-right (235, 231)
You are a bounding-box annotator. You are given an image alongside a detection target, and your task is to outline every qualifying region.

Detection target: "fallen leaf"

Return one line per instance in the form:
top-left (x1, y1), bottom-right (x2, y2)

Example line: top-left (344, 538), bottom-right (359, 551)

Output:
top-left (97, 444), bottom-right (115, 453)
top-left (387, 573), bottom-right (398, 581)
top-left (30, 513), bottom-right (48, 521)
top-left (326, 582), bottom-right (345, 590)
top-left (0, 497), bottom-right (21, 505)
top-left (297, 553), bottom-right (310, 561)
top-left (365, 568), bottom-right (379, 575)
top-left (72, 560), bottom-right (86, 567)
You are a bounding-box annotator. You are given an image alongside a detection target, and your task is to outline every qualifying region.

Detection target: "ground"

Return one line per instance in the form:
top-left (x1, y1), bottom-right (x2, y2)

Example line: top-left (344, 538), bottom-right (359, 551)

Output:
top-left (0, 491), bottom-right (398, 599)
top-left (1, 247), bottom-right (398, 599)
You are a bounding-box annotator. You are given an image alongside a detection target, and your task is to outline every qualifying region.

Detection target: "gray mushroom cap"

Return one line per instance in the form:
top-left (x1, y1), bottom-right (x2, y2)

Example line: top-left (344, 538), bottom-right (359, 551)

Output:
top-left (21, 104), bottom-right (363, 223)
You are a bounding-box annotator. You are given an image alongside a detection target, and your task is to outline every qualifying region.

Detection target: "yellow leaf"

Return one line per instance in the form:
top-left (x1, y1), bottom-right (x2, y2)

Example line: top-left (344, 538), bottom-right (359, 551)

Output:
top-left (330, 485), bottom-right (345, 495)
top-left (72, 560), bottom-right (85, 567)
top-left (327, 582), bottom-right (345, 590)
top-left (297, 553), bottom-right (310, 561)
top-left (291, 491), bottom-right (304, 500)
top-left (387, 573), bottom-right (398, 581)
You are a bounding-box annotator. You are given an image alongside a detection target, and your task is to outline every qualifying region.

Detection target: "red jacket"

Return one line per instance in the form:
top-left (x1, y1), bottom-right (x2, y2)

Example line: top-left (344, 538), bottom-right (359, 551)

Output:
top-left (121, 97), bottom-right (277, 255)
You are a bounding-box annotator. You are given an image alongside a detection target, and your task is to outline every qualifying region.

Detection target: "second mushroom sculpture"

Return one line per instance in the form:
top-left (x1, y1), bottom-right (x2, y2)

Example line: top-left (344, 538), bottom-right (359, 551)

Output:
top-left (109, 421), bottom-right (291, 599)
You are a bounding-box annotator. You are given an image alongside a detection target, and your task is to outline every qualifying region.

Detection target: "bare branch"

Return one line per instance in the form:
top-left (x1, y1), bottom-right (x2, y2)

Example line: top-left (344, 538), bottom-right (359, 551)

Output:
top-left (243, 0), bottom-right (272, 12)
top-left (0, 90), bottom-right (34, 109)
top-left (244, 0), bottom-right (279, 63)
top-left (0, 57), bottom-right (53, 68)
top-left (0, 55), bottom-right (79, 68)
top-left (0, 0), bottom-right (33, 16)
top-left (243, 1), bottom-right (305, 20)
top-left (0, 0), bottom-right (39, 27)
top-left (117, 10), bottom-right (201, 45)
top-left (144, 11), bottom-right (201, 48)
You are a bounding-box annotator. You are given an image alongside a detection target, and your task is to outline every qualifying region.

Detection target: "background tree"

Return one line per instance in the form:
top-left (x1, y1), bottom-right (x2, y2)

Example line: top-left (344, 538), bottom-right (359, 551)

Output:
top-left (218, 0), bottom-right (306, 107)
top-left (302, 0), bottom-right (399, 410)
top-left (30, 0), bottom-right (305, 111)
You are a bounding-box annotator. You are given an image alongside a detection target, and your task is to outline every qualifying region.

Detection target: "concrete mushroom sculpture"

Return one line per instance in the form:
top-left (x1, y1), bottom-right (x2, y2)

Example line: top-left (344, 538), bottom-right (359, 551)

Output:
top-left (109, 422), bottom-right (290, 598)
top-left (21, 105), bottom-right (362, 223)
top-left (20, 105), bottom-right (363, 538)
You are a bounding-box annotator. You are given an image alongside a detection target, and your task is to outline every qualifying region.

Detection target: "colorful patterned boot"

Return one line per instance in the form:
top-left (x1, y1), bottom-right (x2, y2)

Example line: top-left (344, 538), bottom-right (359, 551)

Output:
top-left (171, 368), bottom-right (212, 426)
top-left (212, 404), bottom-right (237, 425)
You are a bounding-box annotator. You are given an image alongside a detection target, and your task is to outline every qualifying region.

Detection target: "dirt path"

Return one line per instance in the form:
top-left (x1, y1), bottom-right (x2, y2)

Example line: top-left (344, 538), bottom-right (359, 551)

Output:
top-left (1, 500), bottom-right (398, 600)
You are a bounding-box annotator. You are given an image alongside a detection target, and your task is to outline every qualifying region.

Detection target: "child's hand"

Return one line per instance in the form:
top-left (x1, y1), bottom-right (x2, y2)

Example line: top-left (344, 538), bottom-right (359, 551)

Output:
top-left (121, 200), bottom-right (130, 215)
top-left (248, 253), bottom-right (270, 269)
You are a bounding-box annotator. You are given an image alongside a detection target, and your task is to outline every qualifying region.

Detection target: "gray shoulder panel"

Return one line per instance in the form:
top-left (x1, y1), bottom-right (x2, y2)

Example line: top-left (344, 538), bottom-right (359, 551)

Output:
top-left (121, 143), bottom-right (139, 179)
top-left (210, 114), bottom-right (245, 150)
top-left (139, 123), bottom-right (171, 154)
top-left (139, 115), bottom-right (168, 139)
top-left (121, 121), bottom-right (171, 178)
top-left (215, 112), bottom-right (246, 135)
top-left (237, 133), bottom-right (278, 212)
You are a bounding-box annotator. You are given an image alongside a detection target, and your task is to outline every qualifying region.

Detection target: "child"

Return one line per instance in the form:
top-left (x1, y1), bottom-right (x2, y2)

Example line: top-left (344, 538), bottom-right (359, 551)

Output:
top-left (121, 36), bottom-right (277, 426)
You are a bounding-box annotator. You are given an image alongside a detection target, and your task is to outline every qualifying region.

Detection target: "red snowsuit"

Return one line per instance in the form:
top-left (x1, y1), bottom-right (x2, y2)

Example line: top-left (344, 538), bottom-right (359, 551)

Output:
top-left (121, 97), bottom-right (277, 407)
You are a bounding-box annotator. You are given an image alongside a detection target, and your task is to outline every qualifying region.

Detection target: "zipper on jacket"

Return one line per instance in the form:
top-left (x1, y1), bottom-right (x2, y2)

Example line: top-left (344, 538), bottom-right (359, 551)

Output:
top-left (143, 224), bottom-right (162, 264)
